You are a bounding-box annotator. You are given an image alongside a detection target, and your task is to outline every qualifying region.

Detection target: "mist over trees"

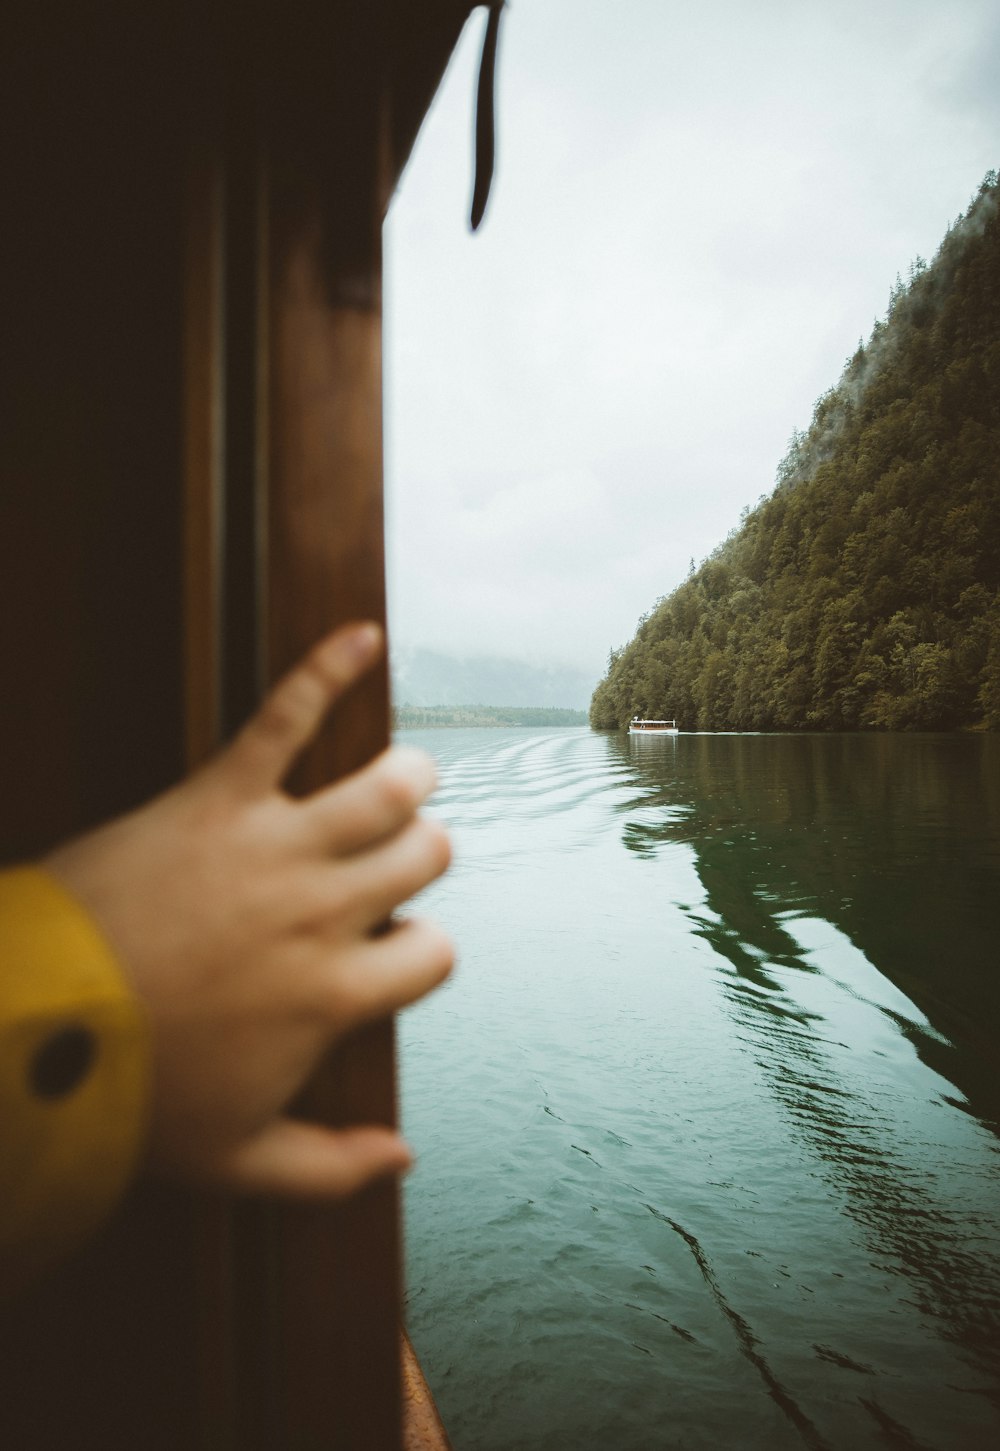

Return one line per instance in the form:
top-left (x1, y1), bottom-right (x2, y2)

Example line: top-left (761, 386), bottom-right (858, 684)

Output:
top-left (591, 173), bottom-right (1000, 733)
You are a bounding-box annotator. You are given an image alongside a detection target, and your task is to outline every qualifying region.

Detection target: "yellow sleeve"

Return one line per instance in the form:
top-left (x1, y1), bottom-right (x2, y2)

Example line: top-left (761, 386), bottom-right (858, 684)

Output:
top-left (0, 866), bottom-right (150, 1296)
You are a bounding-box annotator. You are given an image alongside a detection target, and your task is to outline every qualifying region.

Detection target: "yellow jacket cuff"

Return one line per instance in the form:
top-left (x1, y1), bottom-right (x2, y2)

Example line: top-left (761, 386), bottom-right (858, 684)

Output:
top-left (0, 866), bottom-right (150, 1295)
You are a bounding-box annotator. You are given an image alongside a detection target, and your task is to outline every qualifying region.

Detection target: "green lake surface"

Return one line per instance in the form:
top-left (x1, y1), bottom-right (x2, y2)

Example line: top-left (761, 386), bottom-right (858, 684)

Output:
top-left (397, 727), bottom-right (1000, 1451)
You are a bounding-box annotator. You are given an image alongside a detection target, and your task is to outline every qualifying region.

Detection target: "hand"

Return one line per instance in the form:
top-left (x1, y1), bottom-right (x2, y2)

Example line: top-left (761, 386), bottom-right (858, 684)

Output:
top-left (46, 623), bottom-right (452, 1199)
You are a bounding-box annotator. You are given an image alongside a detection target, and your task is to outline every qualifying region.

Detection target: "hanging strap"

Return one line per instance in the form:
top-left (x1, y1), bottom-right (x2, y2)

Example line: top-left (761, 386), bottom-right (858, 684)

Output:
top-left (470, 1), bottom-right (504, 229)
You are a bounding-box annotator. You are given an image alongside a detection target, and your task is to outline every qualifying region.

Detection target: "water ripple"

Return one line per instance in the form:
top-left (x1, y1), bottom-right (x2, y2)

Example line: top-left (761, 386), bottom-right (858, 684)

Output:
top-left (645, 1204), bottom-right (834, 1451)
top-left (401, 727), bottom-right (1000, 1451)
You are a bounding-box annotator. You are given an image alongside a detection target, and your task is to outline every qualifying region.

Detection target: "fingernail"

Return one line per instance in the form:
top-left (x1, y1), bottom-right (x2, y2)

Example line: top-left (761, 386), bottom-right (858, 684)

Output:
top-left (344, 621), bottom-right (383, 662)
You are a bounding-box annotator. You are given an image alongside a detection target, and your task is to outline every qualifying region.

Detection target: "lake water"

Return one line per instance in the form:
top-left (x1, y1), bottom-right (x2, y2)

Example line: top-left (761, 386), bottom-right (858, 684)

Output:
top-left (397, 727), bottom-right (1000, 1451)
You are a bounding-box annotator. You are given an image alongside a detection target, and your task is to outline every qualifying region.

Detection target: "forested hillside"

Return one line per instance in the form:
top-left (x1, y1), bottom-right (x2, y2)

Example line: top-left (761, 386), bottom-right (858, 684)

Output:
top-left (591, 173), bottom-right (1000, 732)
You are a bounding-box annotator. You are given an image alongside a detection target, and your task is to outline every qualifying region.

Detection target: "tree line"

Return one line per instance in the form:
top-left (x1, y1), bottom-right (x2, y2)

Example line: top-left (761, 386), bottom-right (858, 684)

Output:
top-left (591, 172), bottom-right (1000, 732)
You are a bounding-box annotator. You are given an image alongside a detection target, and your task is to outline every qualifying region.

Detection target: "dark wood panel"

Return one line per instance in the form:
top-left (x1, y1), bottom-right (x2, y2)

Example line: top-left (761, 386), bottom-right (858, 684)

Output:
top-left (1, 5), bottom-right (472, 1446)
top-left (262, 34), bottom-right (401, 1445)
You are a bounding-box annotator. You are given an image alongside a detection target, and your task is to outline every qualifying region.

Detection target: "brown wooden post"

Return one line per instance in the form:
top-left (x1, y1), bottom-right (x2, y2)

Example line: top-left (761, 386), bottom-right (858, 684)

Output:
top-left (241, 8), bottom-right (402, 1447)
top-left (266, 215), bottom-right (402, 1443)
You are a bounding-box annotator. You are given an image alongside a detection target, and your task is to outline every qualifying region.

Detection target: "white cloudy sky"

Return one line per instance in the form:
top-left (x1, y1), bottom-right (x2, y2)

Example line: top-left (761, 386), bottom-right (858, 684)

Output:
top-left (384, 0), bottom-right (999, 682)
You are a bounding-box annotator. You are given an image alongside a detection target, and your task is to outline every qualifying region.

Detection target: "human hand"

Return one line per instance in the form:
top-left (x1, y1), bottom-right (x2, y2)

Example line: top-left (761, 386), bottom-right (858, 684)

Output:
top-left (45, 623), bottom-right (452, 1199)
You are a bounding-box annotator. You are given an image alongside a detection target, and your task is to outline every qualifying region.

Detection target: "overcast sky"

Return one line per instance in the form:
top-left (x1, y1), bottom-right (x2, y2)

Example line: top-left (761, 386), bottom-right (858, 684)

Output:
top-left (383, 0), bottom-right (999, 682)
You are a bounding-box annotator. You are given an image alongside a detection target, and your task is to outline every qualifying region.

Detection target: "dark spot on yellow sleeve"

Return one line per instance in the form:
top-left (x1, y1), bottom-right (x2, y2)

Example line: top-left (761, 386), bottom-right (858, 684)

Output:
top-left (29, 1024), bottom-right (97, 1098)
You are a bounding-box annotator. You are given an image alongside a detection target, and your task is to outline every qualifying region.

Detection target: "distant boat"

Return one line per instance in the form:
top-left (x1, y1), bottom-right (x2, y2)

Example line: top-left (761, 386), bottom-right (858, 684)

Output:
top-left (628, 717), bottom-right (678, 734)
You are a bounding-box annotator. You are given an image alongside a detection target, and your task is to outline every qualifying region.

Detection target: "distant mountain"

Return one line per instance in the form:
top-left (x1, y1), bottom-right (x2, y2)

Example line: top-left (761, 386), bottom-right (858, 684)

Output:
top-left (393, 705), bottom-right (587, 728)
top-left (391, 646), bottom-right (596, 711)
top-left (592, 171), bottom-right (1000, 732)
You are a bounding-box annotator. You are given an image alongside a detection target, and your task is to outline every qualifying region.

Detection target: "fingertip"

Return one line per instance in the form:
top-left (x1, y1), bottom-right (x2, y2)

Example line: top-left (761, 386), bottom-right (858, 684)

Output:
top-left (318, 621), bottom-right (383, 673)
top-left (423, 816), bottom-right (453, 877)
top-left (220, 624), bottom-right (387, 797)
top-left (385, 1133), bottom-right (415, 1177)
top-left (382, 745), bottom-right (438, 804)
top-left (222, 1120), bottom-right (412, 1200)
top-left (349, 1127), bottom-right (414, 1186)
top-left (329, 1127), bottom-right (414, 1192)
top-left (397, 914), bottom-right (456, 988)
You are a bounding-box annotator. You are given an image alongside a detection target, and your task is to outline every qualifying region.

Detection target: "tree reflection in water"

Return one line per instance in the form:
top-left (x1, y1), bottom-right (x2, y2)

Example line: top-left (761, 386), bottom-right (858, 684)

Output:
top-left (617, 730), bottom-right (1000, 1417)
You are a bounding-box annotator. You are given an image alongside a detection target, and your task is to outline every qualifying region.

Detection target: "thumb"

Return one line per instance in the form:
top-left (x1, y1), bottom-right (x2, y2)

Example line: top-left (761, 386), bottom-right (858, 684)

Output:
top-left (219, 1118), bottom-right (412, 1199)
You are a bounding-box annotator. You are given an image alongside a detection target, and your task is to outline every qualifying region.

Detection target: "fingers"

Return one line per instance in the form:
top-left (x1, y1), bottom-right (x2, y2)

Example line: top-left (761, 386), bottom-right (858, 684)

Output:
top-left (300, 746), bottom-right (437, 855)
top-left (331, 816), bottom-right (452, 933)
top-left (218, 623), bottom-right (383, 798)
top-left (329, 916), bottom-right (455, 1026)
top-left (221, 1120), bottom-right (412, 1198)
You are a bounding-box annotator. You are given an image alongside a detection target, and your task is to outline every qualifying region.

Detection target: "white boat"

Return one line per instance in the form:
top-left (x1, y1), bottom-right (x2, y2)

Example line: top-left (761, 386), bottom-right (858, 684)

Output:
top-left (628, 717), bottom-right (678, 734)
